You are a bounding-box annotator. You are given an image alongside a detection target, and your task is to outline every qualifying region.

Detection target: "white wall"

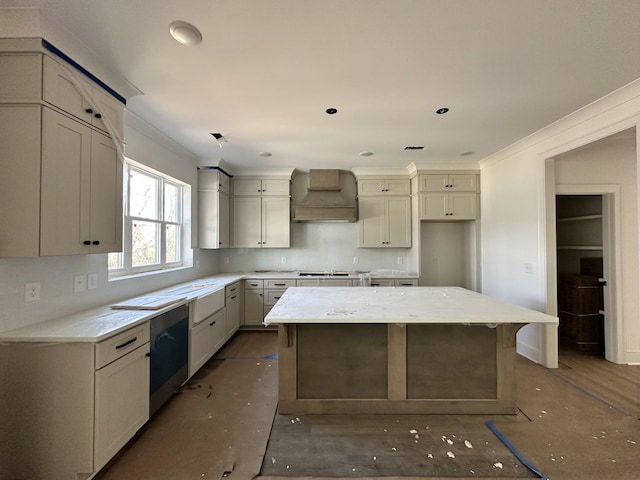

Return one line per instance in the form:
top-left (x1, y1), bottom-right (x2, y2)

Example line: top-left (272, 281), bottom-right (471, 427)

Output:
top-left (480, 79), bottom-right (640, 366)
top-left (0, 116), bottom-right (218, 334)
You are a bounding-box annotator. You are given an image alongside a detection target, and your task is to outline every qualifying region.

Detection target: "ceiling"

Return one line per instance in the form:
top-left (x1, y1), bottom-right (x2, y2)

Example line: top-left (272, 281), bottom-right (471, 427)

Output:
top-left (5, 1), bottom-right (640, 172)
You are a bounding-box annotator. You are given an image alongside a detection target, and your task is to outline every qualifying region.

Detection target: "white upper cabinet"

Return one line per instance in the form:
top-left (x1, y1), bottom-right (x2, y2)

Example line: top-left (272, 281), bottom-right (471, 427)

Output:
top-left (0, 47), bottom-right (125, 257)
top-left (359, 196), bottom-right (411, 247)
top-left (198, 170), bottom-right (231, 249)
top-left (233, 178), bottom-right (290, 196)
top-left (418, 174), bottom-right (478, 192)
top-left (42, 55), bottom-right (124, 138)
top-left (358, 178), bottom-right (411, 196)
top-left (231, 176), bottom-right (291, 248)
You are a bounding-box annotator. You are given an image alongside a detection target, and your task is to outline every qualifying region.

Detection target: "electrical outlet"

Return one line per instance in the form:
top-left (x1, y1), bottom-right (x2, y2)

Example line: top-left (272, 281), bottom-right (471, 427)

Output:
top-left (195, 260), bottom-right (201, 269)
top-left (87, 273), bottom-right (98, 290)
top-left (524, 263), bottom-right (534, 274)
top-left (397, 256), bottom-right (403, 265)
top-left (281, 256), bottom-right (287, 264)
top-left (353, 256), bottom-right (359, 264)
top-left (24, 282), bottom-right (41, 302)
top-left (223, 256), bottom-right (229, 264)
top-left (74, 274), bottom-right (87, 293)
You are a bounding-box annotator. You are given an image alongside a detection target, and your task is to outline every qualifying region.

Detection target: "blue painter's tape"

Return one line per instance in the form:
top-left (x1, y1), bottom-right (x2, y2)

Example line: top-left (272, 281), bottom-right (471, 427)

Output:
top-left (197, 165), bottom-right (233, 178)
top-left (486, 420), bottom-right (547, 479)
top-left (41, 39), bottom-right (126, 105)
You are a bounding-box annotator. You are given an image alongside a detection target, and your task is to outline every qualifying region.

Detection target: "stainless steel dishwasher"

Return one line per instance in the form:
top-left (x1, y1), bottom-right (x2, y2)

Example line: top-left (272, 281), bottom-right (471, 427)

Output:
top-left (149, 303), bottom-right (189, 416)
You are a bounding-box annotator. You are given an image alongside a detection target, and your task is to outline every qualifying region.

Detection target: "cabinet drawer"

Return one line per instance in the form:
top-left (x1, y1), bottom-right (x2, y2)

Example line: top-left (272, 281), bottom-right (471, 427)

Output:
top-left (244, 279), bottom-right (264, 289)
top-left (96, 323), bottom-right (150, 369)
top-left (265, 289), bottom-right (287, 306)
top-left (225, 281), bottom-right (241, 297)
top-left (370, 279), bottom-right (395, 287)
top-left (395, 279), bottom-right (418, 286)
top-left (296, 278), bottom-right (355, 287)
top-left (264, 279), bottom-right (296, 288)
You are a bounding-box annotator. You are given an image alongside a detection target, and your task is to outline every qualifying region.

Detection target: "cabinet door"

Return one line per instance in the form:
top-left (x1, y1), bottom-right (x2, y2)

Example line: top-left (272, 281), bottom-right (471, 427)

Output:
top-left (419, 174), bottom-right (449, 192)
top-left (385, 179), bottom-right (411, 195)
top-left (262, 196), bottom-right (290, 248)
top-left (359, 197), bottom-right (386, 247)
top-left (449, 174), bottom-right (478, 192)
top-left (449, 193), bottom-right (477, 219)
top-left (40, 107), bottom-right (92, 255)
top-left (386, 196), bottom-right (411, 247)
top-left (233, 178), bottom-right (263, 196)
top-left (419, 193), bottom-right (448, 220)
top-left (189, 319), bottom-right (211, 376)
top-left (232, 196), bottom-right (262, 247)
top-left (244, 289), bottom-right (264, 326)
top-left (261, 179), bottom-right (290, 196)
top-left (358, 179), bottom-right (387, 196)
top-left (90, 130), bottom-right (122, 253)
top-left (42, 55), bottom-right (93, 124)
top-left (90, 87), bottom-right (124, 138)
top-left (94, 343), bottom-right (150, 471)
top-left (225, 291), bottom-right (241, 337)
top-left (198, 190), bottom-right (229, 249)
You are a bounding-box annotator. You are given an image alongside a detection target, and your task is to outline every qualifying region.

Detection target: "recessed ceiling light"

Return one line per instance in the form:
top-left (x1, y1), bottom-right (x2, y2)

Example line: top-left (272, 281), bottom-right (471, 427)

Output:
top-left (460, 151), bottom-right (475, 156)
top-left (169, 21), bottom-right (203, 46)
top-left (259, 152), bottom-right (272, 157)
top-left (359, 151), bottom-right (374, 157)
top-left (435, 107), bottom-right (449, 114)
top-left (325, 108), bottom-right (338, 115)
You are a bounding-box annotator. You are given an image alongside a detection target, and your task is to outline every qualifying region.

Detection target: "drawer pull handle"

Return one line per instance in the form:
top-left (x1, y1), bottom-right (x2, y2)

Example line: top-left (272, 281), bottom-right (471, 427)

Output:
top-left (230, 295), bottom-right (237, 300)
top-left (274, 283), bottom-right (286, 286)
top-left (115, 337), bottom-right (137, 350)
top-left (85, 108), bottom-right (93, 114)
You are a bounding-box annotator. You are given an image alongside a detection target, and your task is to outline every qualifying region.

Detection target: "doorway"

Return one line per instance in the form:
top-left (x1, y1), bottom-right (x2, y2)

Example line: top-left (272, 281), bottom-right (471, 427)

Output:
top-left (555, 194), bottom-right (606, 357)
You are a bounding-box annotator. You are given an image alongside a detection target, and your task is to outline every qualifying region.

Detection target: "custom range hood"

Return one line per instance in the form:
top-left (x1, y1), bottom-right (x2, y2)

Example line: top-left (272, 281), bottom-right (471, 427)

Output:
top-left (293, 169), bottom-right (357, 222)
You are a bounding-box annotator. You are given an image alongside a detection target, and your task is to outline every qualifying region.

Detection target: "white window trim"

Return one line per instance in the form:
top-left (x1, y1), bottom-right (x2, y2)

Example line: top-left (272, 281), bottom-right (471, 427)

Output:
top-left (109, 158), bottom-right (192, 279)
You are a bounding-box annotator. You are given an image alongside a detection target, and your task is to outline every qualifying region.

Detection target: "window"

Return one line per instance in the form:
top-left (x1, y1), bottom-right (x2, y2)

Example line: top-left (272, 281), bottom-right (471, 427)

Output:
top-left (109, 160), bottom-right (190, 277)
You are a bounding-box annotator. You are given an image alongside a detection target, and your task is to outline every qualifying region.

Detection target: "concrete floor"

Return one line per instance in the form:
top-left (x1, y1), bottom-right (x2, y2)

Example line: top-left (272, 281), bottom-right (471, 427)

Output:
top-left (97, 331), bottom-right (640, 480)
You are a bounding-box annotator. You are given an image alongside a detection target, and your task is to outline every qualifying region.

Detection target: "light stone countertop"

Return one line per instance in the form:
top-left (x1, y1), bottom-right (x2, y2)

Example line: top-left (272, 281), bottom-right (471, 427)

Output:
top-left (264, 286), bottom-right (559, 326)
top-left (0, 274), bottom-right (244, 343)
top-left (0, 271), bottom-right (420, 343)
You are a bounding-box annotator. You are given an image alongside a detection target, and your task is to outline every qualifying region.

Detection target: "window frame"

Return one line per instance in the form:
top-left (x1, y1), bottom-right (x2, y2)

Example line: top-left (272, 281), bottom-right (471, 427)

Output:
top-left (108, 159), bottom-right (190, 278)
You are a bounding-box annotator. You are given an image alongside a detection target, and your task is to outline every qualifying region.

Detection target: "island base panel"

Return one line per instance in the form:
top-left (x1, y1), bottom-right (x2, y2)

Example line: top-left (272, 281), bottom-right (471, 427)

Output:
top-left (277, 323), bottom-right (523, 415)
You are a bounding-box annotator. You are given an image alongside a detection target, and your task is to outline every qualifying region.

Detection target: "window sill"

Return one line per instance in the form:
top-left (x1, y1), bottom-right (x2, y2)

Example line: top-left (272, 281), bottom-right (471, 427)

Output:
top-left (108, 263), bottom-right (194, 283)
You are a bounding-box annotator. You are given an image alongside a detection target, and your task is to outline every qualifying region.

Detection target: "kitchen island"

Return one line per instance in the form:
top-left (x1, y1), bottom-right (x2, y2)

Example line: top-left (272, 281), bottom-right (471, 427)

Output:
top-left (264, 286), bottom-right (558, 415)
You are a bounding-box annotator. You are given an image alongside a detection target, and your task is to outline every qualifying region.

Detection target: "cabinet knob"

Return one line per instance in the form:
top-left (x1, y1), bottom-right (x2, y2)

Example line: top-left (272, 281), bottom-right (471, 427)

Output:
top-left (83, 240), bottom-right (91, 245)
top-left (92, 240), bottom-right (100, 245)
top-left (85, 108), bottom-right (93, 114)
top-left (94, 113), bottom-right (102, 119)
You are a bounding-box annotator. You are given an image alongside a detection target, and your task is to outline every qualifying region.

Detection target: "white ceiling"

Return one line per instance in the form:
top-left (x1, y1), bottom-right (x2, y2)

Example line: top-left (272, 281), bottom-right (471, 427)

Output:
top-left (5, 1), bottom-right (640, 172)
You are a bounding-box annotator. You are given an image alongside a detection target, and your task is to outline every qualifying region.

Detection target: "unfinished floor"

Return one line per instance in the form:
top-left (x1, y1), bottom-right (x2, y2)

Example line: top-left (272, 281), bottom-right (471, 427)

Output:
top-left (96, 331), bottom-right (640, 480)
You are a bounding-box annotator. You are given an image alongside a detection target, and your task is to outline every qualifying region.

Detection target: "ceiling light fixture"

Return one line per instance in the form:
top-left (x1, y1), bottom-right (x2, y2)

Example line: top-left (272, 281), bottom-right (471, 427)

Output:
top-left (259, 152), bottom-right (272, 157)
top-left (169, 21), bottom-right (203, 46)
top-left (435, 107), bottom-right (449, 114)
top-left (460, 151), bottom-right (475, 156)
top-left (325, 108), bottom-right (338, 115)
top-left (359, 151), bottom-right (374, 157)
top-left (210, 132), bottom-right (227, 148)
top-left (404, 146), bottom-right (425, 150)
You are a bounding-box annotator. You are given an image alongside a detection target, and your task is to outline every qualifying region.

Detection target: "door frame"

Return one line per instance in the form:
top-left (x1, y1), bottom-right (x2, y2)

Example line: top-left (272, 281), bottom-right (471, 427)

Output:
top-left (547, 184), bottom-right (623, 363)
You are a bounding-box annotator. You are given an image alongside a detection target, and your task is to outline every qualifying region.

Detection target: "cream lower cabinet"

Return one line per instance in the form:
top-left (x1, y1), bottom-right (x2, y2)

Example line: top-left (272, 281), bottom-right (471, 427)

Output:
top-left (94, 337), bottom-right (150, 470)
top-left (359, 196), bottom-right (411, 247)
top-left (232, 196), bottom-right (290, 248)
top-left (243, 279), bottom-right (265, 326)
top-left (189, 308), bottom-right (226, 376)
top-left (419, 192), bottom-right (478, 220)
top-left (0, 323), bottom-right (150, 480)
top-left (225, 281), bottom-right (241, 337)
